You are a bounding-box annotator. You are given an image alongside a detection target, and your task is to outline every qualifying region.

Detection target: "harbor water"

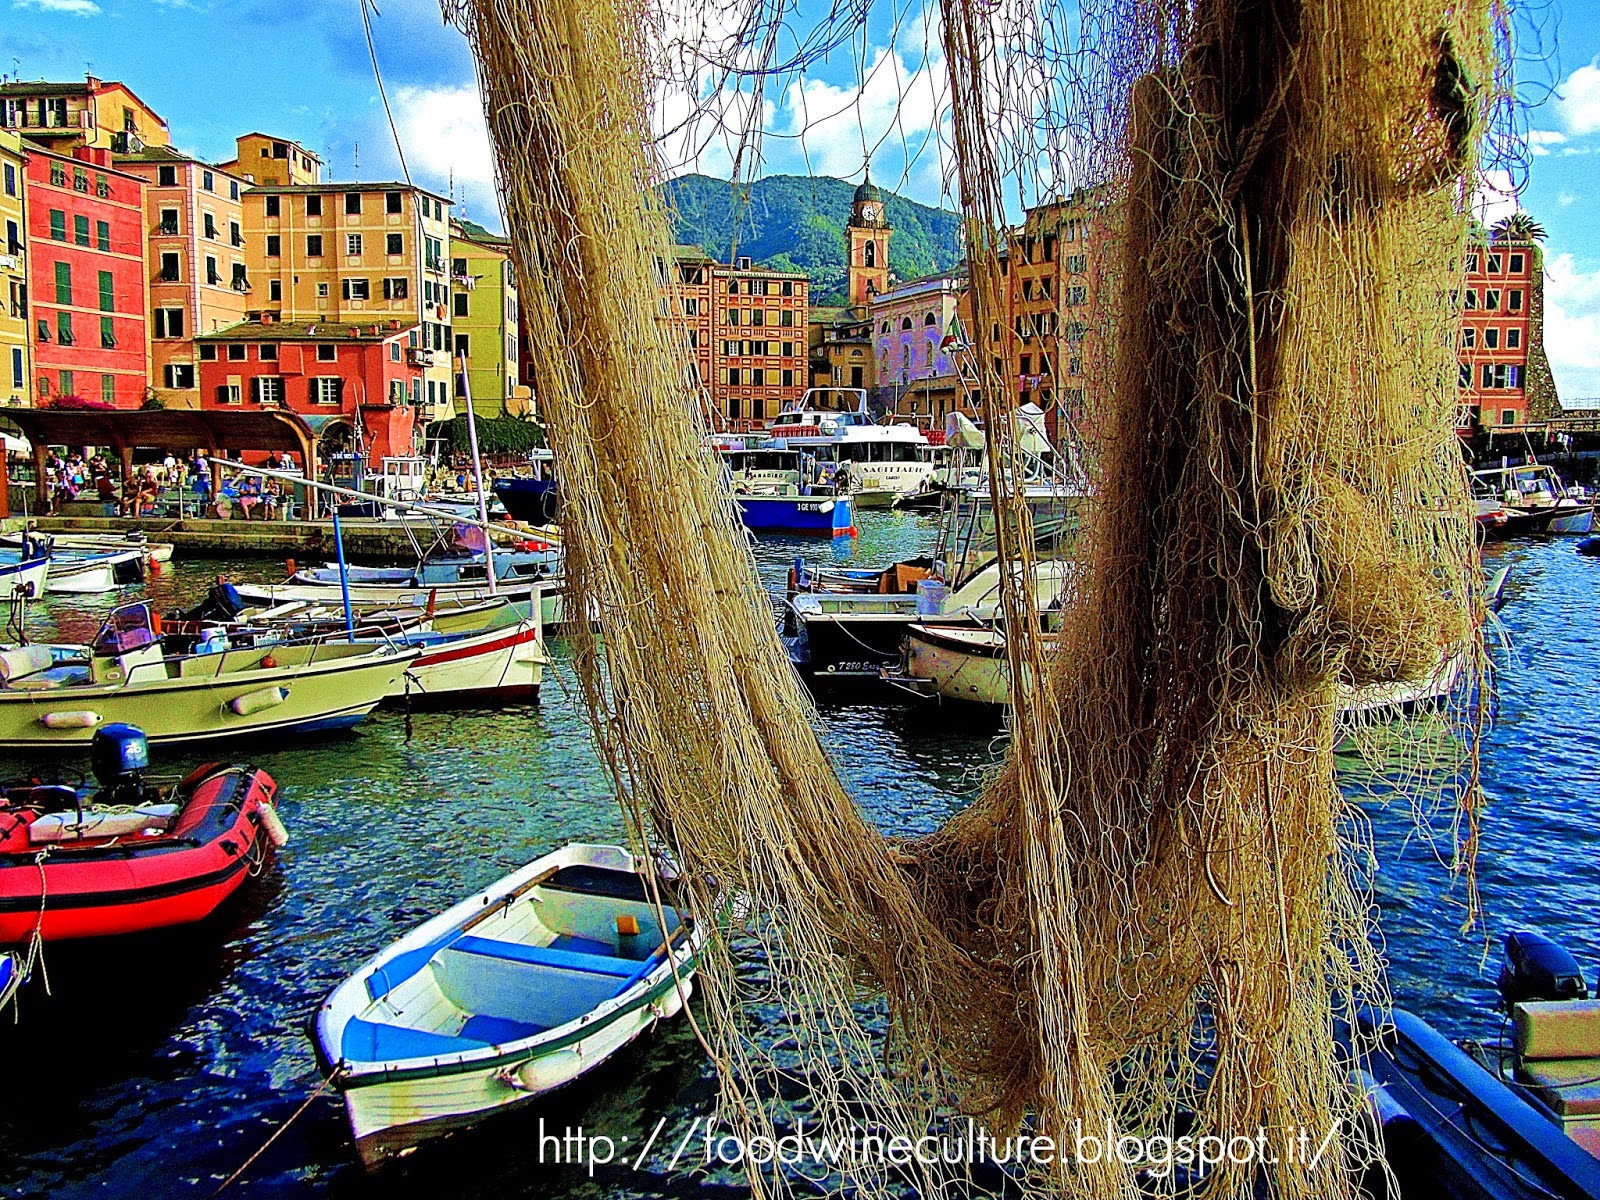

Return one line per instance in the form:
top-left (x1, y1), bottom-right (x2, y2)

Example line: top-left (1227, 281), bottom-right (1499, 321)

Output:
top-left (1, 517), bottom-right (1595, 1198)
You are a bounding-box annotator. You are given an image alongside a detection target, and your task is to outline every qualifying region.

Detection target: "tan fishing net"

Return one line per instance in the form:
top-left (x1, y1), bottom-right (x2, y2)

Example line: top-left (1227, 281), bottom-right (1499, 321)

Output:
top-left (442, 0), bottom-right (1494, 1191)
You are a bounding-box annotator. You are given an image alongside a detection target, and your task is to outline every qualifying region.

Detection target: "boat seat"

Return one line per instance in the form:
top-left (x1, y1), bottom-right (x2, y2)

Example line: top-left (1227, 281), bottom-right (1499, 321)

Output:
top-left (549, 934), bottom-right (616, 956)
top-left (0, 645), bottom-right (53, 682)
top-left (1514, 1001), bottom-right (1600, 1120)
top-left (1516, 1058), bottom-right (1600, 1118)
top-left (452, 934), bottom-right (637, 978)
top-left (341, 1016), bottom-right (489, 1063)
top-left (365, 932), bottom-right (461, 1001)
top-left (459, 1014), bottom-right (546, 1044)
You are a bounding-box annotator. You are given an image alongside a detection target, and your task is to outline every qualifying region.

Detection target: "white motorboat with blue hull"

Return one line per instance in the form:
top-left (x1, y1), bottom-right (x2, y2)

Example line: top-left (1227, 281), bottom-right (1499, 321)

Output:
top-left (312, 843), bottom-right (700, 1169)
top-left (0, 551), bottom-right (50, 600)
top-left (737, 493), bottom-right (855, 536)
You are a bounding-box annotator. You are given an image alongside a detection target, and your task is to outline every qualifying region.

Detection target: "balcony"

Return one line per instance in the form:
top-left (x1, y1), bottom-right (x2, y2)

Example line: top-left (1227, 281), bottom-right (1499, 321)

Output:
top-left (406, 347), bottom-right (435, 367)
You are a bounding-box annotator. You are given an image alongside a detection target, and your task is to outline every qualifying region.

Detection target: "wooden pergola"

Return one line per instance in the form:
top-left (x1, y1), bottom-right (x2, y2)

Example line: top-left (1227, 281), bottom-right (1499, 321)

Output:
top-left (0, 408), bottom-right (320, 515)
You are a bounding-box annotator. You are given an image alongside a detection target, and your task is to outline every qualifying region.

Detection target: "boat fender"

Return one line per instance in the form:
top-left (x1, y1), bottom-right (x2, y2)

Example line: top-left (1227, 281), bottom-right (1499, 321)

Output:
top-left (258, 800), bottom-right (290, 848)
top-left (39, 710), bottom-right (100, 729)
top-left (229, 686), bottom-right (289, 716)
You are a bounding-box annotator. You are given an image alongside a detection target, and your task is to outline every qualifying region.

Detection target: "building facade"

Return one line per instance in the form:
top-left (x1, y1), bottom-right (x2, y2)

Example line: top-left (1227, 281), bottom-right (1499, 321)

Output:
top-left (116, 146), bottom-right (251, 409)
top-left (1, 130), bottom-right (29, 408)
top-left (218, 133), bottom-right (322, 187)
top-left (195, 318), bottom-right (419, 460)
top-left (1456, 238), bottom-right (1556, 429)
top-left (872, 273), bottom-right (969, 426)
top-left (450, 219), bottom-right (527, 416)
top-left (847, 181), bottom-right (891, 307)
top-left (26, 146), bottom-right (149, 408)
top-left (0, 77), bottom-right (169, 156)
top-left (240, 180), bottom-right (454, 423)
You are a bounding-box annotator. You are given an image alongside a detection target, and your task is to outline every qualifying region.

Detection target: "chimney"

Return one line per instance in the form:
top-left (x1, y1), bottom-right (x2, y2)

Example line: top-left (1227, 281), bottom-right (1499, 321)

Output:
top-left (260, 312), bottom-right (274, 325)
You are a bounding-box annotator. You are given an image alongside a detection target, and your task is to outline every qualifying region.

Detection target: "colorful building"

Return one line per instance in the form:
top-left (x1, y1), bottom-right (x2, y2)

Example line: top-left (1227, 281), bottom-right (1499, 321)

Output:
top-left (662, 245), bottom-right (809, 427)
top-left (116, 146), bottom-right (251, 409)
top-left (808, 304), bottom-right (874, 395)
top-left (847, 180), bottom-right (891, 307)
top-left (194, 318), bottom-right (419, 461)
top-left (1, 130), bottom-right (29, 408)
top-left (0, 77), bottom-right (169, 156)
top-left (239, 180), bottom-right (455, 425)
top-left (449, 218), bottom-right (528, 416)
top-left (872, 272), bottom-right (969, 426)
top-left (1456, 237), bottom-right (1559, 430)
top-left (26, 145), bottom-right (149, 408)
top-left (218, 133), bottom-right (322, 187)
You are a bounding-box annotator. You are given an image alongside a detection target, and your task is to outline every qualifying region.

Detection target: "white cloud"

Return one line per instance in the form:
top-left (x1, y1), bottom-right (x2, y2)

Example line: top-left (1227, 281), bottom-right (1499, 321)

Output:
top-left (1560, 192), bottom-right (1577, 207)
top-left (387, 84), bottom-right (506, 227)
top-left (12, 0), bottom-right (100, 14)
top-left (1542, 253), bottom-right (1600, 402)
top-left (1555, 63), bottom-right (1600, 136)
top-left (1528, 129), bottom-right (1567, 155)
top-left (1474, 169), bottom-right (1519, 228)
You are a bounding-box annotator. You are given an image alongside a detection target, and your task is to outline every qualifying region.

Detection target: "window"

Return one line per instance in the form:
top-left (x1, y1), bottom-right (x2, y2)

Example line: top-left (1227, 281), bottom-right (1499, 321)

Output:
top-left (1458, 362), bottom-right (1472, 389)
top-left (1466, 252), bottom-right (1479, 273)
top-left (345, 192), bottom-right (362, 215)
top-left (9, 347), bottom-right (19, 389)
top-left (229, 180), bottom-right (239, 201)
top-left (781, 368), bottom-right (794, 387)
top-left (198, 344), bottom-right (216, 360)
top-left (386, 191), bottom-right (403, 214)
top-left (54, 261), bottom-right (72, 305)
top-left (265, 195), bottom-right (280, 218)
top-left (306, 194), bottom-right (322, 217)
top-left (215, 382), bottom-right (241, 405)
top-left (728, 280), bottom-right (738, 295)
top-left (782, 341), bottom-right (793, 356)
top-left (728, 309), bottom-right (740, 326)
top-left (1485, 289), bottom-right (1500, 310)
top-left (1066, 285), bottom-right (1087, 306)
top-left (48, 209), bottom-right (65, 241)
top-left (1508, 328), bottom-right (1521, 349)
top-left (160, 252), bottom-right (181, 282)
top-left (1501, 408), bottom-right (1517, 425)
top-left (58, 371), bottom-right (73, 398)
top-left (317, 282), bottom-right (329, 298)
top-left (307, 235), bottom-right (323, 257)
top-left (1487, 253), bottom-right (1502, 273)
top-left (100, 316), bottom-right (115, 348)
top-left (260, 234), bottom-right (280, 259)
top-left (73, 214), bottom-right (89, 246)
top-left (230, 221), bottom-right (242, 247)
top-left (163, 363), bottom-right (195, 388)
top-left (202, 170), bottom-right (214, 193)
top-left (683, 298), bottom-right (699, 316)
top-left (98, 270), bottom-right (113, 311)
top-left (4, 218), bottom-right (16, 254)
top-left (56, 312), bottom-right (74, 346)
top-left (382, 277), bottom-right (409, 299)
top-left (227, 343), bottom-right (246, 361)
top-left (342, 278), bottom-right (371, 301)
top-left (253, 376), bottom-right (284, 405)
top-left (159, 207), bottom-right (179, 235)
top-left (316, 343), bottom-right (337, 362)
top-left (390, 342), bottom-right (400, 362)
top-left (454, 292), bottom-right (468, 317)
top-left (780, 310), bottom-right (794, 327)
top-left (269, 280), bottom-right (282, 302)
top-left (1481, 363), bottom-right (1520, 389)
top-left (1463, 289), bottom-right (1477, 310)
top-left (205, 256), bottom-right (220, 285)
top-left (154, 308), bottom-right (185, 338)
top-left (1461, 326), bottom-right (1475, 348)
top-left (454, 333), bottom-right (470, 357)
top-left (312, 376), bottom-right (343, 404)
top-left (782, 280), bottom-right (793, 297)
top-left (96, 221), bottom-right (109, 251)
top-left (1510, 253), bottom-right (1525, 273)
top-left (1509, 289), bottom-right (1523, 312)
top-left (346, 233), bottom-right (363, 256)
top-left (157, 165), bottom-right (177, 187)
top-left (1484, 328), bottom-right (1499, 349)
top-left (727, 367), bottom-right (741, 386)
top-left (751, 309), bottom-right (765, 327)
top-left (386, 233), bottom-right (403, 255)
top-left (203, 213), bottom-right (217, 240)
top-left (1, 163), bottom-right (13, 197)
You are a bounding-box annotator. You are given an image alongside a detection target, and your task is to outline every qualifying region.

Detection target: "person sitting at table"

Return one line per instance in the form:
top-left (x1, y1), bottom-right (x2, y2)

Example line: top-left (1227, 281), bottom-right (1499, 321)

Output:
top-left (236, 476), bottom-right (262, 520)
top-left (261, 479), bottom-right (280, 521)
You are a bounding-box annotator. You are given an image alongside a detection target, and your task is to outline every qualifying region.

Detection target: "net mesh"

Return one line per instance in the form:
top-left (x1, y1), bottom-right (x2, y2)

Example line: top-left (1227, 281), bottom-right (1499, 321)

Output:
top-left (440, 0), bottom-right (1498, 1191)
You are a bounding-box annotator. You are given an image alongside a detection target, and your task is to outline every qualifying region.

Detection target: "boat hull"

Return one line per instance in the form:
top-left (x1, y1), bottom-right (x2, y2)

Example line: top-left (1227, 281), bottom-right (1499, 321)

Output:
top-left (391, 619), bottom-right (545, 705)
top-left (737, 495), bottom-right (854, 535)
top-left (0, 766), bottom-right (277, 943)
top-left (0, 555), bottom-right (50, 599)
top-left (234, 581), bottom-right (564, 629)
top-left (494, 478), bottom-right (560, 526)
top-left (45, 551), bottom-right (145, 594)
top-left (0, 646), bottom-right (414, 749)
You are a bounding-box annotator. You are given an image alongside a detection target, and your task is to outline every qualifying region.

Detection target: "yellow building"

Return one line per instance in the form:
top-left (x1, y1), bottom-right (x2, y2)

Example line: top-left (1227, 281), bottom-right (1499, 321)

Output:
top-left (449, 219), bottom-right (528, 416)
top-left (1, 130), bottom-right (29, 408)
top-left (241, 180), bottom-right (455, 421)
top-left (218, 133), bottom-right (322, 187)
top-left (116, 146), bottom-right (252, 409)
top-left (0, 76), bottom-right (169, 155)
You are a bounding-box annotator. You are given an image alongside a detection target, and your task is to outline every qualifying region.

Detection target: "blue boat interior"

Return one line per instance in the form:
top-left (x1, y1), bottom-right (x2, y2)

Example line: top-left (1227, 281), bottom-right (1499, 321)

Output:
top-left (341, 879), bottom-right (685, 1065)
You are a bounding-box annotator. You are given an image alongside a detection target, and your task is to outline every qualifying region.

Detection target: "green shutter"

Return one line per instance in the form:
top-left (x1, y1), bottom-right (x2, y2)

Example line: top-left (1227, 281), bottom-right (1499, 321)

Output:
top-left (49, 210), bottom-right (65, 240)
top-left (73, 214), bottom-right (89, 246)
top-left (102, 374), bottom-right (115, 404)
top-left (96, 221), bottom-right (110, 251)
top-left (54, 261), bottom-right (71, 305)
top-left (98, 270), bottom-right (114, 312)
top-left (59, 369), bottom-right (73, 396)
top-left (100, 316), bottom-right (115, 348)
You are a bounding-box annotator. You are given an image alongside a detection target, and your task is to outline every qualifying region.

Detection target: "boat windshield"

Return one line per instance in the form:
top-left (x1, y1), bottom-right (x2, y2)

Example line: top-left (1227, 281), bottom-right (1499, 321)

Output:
top-left (93, 603), bottom-right (159, 657)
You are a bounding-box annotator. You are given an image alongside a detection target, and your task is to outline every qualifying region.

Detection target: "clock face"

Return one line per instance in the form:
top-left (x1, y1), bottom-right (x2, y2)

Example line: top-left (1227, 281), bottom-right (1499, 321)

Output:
top-left (862, 204), bottom-right (877, 222)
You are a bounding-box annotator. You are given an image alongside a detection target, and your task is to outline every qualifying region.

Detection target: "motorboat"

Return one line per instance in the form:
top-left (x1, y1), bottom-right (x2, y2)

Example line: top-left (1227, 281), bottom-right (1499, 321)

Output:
top-left (0, 546), bottom-right (50, 601)
top-left (760, 387), bottom-right (936, 507)
top-left (1472, 462), bottom-right (1595, 537)
top-left (311, 842), bottom-right (701, 1169)
top-left (0, 724), bottom-right (285, 944)
top-left (0, 529), bottom-right (173, 565)
top-left (44, 548), bottom-right (146, 594)
top-left (0, 602), bottom-right (417, 748)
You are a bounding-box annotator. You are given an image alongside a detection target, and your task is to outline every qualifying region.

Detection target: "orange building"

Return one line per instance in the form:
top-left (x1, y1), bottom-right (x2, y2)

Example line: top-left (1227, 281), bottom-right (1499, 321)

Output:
top-left (116, 146), bottom-right (252, 408)
top-left (218, 133), bottom-right (322, 187)
top-left (0, 77), bottom-right (169, 155)
top-left (1456, 237), bottom-right (1558, 430)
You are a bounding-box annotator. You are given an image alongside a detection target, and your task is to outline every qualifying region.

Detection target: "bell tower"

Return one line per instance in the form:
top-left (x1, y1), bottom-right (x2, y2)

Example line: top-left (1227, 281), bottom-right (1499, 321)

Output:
top-left (847, 177), bottom-right (891, 308)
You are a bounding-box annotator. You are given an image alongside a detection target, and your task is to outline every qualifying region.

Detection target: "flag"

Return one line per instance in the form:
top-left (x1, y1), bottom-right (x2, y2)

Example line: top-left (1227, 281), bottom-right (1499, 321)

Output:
top-left (940, 314), bottom-right (965, 350)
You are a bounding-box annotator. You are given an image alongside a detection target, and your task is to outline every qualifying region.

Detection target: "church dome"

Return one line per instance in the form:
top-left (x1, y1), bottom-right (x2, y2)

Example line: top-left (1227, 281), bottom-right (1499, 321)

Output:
top-left (853, 178), bottom-right (886, 205)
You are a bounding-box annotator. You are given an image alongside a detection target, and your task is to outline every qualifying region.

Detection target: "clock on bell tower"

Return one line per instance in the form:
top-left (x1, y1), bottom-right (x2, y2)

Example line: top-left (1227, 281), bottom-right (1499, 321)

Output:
top-left (847, 177), bottom-right (892, 308)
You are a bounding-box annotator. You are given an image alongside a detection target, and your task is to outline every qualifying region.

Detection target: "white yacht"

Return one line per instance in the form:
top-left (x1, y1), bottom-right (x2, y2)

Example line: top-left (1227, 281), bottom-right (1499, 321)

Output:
top-left (763, 389), bottom-right (935, 507)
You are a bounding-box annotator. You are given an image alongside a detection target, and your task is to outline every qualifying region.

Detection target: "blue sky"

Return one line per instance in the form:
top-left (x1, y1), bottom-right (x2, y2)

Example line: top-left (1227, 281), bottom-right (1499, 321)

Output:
top-left (6, 0), bottom-right (1600, 400)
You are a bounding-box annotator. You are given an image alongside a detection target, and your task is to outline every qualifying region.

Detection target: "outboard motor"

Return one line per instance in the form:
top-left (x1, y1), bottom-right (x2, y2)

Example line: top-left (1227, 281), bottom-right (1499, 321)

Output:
top-left (1498, 930), bottom-right (1590, 1009)
top-left (91, 723), bottom-right (150, 802)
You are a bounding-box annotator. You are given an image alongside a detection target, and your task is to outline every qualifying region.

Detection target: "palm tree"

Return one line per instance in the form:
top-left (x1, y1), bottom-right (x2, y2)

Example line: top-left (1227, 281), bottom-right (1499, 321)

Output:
top-left (1491, 212), bottom-right (1547, 243)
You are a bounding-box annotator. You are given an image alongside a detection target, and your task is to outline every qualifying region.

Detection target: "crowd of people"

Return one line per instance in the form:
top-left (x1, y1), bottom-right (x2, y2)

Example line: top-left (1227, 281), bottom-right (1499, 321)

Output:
top-left (40, 451), bottom-right (292, 520)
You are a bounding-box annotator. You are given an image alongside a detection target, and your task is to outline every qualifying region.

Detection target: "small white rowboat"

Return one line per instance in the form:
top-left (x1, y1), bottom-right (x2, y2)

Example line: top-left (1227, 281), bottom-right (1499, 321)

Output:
top-left (312, 843), bottom-right (701, 1169)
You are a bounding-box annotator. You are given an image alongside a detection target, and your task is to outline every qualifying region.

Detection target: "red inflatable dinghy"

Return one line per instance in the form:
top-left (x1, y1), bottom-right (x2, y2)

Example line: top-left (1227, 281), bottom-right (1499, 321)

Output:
top-left (0, 761), bottom-right (284, 943)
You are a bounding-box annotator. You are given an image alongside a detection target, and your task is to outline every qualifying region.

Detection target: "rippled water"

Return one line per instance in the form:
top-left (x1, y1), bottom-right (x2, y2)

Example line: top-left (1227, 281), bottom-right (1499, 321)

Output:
top-left (1, 522), bottom-right (1594, 1199)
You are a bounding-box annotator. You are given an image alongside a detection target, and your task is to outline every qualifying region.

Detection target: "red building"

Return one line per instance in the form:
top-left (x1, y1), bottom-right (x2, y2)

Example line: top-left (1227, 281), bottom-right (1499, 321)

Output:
top-left (1456, 237), bottom-right (1558, 430)
top-left (195, 316), bottom-right (421, 459)
top-left (27, 145), bottom-right (149, 407)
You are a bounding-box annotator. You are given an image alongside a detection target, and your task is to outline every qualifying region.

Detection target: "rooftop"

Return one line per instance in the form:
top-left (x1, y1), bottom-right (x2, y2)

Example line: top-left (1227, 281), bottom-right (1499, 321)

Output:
top-left (242, 180), bottom-right (451, 203)
top-left (195, 319), bottom-right (419, 343)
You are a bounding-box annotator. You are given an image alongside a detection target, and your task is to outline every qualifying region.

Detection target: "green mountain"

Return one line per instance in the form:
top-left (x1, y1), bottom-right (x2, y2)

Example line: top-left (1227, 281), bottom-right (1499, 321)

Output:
top-left (662, 174), bottom-right (964, 305)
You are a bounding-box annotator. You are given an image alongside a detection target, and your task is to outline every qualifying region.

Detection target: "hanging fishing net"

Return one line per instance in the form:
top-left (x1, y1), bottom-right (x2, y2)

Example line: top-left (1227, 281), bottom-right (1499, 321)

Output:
top-left (437, 0), bottom-right (1500, 1191)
